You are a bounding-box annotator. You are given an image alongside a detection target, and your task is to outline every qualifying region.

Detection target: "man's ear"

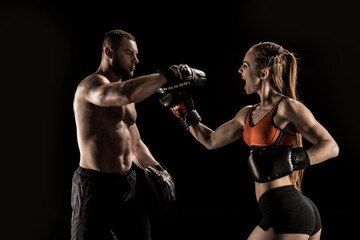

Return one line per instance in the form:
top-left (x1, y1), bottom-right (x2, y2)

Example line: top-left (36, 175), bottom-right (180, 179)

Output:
top-left (104, 47), bottom-right (113, 59)
top-left (260, 68), bottom-right (270, 80)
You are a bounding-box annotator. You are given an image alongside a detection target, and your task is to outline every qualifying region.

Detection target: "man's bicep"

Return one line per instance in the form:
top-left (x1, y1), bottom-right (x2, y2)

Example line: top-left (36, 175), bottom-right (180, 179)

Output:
top-left (86, 77), bottom-right (129, 107)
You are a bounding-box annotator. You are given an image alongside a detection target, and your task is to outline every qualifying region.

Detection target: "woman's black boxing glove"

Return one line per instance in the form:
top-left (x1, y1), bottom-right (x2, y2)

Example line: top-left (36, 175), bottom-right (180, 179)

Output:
top-left (291, 147), bottom-right (310, 171)
top-left (248, 147), bottom-right (310, 183)
top-left (159, 91), bottom-right (201, 130)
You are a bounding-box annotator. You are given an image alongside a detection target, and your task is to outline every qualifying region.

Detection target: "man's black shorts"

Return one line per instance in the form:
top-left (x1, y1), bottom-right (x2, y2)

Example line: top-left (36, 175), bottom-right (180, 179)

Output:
top-left (71, 166), bottom-right (151, 240)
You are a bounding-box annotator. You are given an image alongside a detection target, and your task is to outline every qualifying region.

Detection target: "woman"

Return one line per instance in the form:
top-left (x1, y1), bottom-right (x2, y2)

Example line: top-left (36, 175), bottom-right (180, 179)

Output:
top-left (165, 42), bottom-right (339, 240)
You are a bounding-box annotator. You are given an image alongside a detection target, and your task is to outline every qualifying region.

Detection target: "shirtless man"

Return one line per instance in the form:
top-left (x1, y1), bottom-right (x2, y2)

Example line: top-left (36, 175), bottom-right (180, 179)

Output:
top-left (70, 29), bottom-right (205, 240)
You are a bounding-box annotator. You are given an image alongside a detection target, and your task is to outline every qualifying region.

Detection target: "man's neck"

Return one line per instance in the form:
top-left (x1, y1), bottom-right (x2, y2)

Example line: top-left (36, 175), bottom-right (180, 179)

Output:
top-left (96, 63), bottom-right (122, 82)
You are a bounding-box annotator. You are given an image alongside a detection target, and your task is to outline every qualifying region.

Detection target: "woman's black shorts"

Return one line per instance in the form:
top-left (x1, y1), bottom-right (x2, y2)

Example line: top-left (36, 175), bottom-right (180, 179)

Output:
top-left (258, 185), bottom-right (322, 236)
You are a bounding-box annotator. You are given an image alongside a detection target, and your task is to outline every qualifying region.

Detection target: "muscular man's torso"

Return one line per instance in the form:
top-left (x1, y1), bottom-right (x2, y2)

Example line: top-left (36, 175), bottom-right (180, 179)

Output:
top-left (74, 76), bottom-right (137, 173)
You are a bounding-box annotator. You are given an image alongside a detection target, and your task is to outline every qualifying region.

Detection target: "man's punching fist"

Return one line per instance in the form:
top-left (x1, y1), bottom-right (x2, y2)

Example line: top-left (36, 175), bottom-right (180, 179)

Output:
top-left (157, 64), bottom-right (206, 94)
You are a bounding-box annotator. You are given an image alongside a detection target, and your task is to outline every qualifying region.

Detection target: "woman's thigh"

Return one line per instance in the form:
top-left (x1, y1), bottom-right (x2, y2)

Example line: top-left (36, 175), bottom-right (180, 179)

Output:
top-left (248, 226), bottom-right (311, 240)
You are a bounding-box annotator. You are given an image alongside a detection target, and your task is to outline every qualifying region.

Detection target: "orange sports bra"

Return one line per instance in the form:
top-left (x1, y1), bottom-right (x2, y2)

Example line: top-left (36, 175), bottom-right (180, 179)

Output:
top-left (243, 96), bottom-right (296, 147)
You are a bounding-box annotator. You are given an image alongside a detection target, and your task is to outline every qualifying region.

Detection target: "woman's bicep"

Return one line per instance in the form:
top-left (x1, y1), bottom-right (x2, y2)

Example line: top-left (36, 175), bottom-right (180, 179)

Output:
top-left (290, 101), bottom-right (339, 164)
top-left (210, 119), bottom-right (244, 148)
top-left (291, 102), bottom-right (333, 145)
top-left (208, 106), bottom-right (250, 149)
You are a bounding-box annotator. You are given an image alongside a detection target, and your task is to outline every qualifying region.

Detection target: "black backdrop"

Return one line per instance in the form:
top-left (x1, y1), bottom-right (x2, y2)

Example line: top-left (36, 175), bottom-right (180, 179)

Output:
top-left (1, 0), bottom-right (359, 239)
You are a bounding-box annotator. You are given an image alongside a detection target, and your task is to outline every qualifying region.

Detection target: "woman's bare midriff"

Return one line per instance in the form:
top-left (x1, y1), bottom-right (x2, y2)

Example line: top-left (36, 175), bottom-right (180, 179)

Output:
top-left (255, 175), bottom-right (293, 202)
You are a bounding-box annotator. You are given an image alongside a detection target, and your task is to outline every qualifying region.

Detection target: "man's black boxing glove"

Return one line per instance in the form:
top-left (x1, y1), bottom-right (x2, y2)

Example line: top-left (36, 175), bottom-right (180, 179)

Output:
top-left (248, 147), bottom-right (310, 183)
top-left (144, 164), bottom-right (176, 210)
top-left (159, 91), bottom-right (201, 130)
top-left (157, 64), bottom-right (206, 93)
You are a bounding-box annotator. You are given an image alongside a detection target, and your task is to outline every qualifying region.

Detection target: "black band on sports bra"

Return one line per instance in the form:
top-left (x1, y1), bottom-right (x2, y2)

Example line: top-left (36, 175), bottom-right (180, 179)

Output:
top-left (274, 131), bottom-right (284, 146)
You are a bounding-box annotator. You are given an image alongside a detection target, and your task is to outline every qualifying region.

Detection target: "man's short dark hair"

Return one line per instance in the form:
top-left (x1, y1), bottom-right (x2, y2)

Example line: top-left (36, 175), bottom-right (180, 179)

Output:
top-left (102, 29), bottom-right (135, 51)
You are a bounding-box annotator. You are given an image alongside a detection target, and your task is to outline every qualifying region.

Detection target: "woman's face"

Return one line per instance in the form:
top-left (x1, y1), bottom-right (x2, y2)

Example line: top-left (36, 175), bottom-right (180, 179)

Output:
top-left (238, 50), bottom-right (262, 95)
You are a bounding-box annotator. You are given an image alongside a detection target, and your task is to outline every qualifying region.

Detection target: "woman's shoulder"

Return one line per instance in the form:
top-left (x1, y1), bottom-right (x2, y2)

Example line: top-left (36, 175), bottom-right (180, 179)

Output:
top-left (239, 104), bottom-right (255, 116)
top-left (234, 105), bottom-right (255, 126)
top-left (278, 97), bottom-right (311, 119)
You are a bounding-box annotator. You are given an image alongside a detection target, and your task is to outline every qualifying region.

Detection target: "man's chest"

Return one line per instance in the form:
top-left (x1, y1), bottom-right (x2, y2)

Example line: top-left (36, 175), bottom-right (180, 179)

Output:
top-left (104, 104), bottom-right (137, 126)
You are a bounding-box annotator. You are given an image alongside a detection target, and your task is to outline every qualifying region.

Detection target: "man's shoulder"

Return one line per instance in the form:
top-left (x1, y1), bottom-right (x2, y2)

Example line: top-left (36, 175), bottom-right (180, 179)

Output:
top-left (79, 73), bottom-right (108, 88)
top-left (74, 74), bottom-right (102, 101)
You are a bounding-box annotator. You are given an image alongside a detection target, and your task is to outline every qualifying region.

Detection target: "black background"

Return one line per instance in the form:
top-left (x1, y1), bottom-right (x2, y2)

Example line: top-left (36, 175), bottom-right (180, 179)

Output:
top-left (1, 0), bottom-right (359, 239)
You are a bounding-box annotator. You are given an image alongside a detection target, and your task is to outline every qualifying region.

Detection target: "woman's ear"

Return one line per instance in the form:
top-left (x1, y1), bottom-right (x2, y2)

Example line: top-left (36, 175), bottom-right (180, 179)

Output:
top-left (260, 68), bottom-right (269, 80)
top-left (104, 47), bottom-right (113, 59)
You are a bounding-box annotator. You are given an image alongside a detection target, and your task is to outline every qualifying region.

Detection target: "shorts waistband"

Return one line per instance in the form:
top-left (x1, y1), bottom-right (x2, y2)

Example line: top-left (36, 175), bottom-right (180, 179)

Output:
top-left (75, 166), bottom-right (133, 181)
top-left (258, 185), bottom-right (295, 205)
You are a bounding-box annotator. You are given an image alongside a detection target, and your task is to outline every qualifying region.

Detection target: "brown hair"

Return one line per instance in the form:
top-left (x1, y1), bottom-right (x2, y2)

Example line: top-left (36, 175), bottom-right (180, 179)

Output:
top-left (102, 29), bottom-right (135, 51)
top-left (250, 42), bottom-right (304, 192)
